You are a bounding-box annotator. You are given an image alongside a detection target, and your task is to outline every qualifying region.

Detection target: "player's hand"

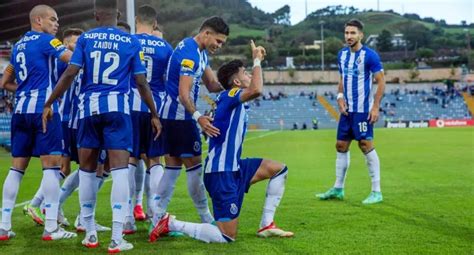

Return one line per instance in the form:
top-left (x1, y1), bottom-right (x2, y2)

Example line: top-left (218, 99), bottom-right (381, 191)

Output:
top-left (368, 107), bottom-right (380, 124)
top-left (197, 115), bottom-right (220, 137)
top-left (251, 40), bottom-right (266, 61)
top-left (151, 117), bottom-right (162, 140)
top-left (337, 98), bottom-right (348, 116)
top-left (42, 106), bottom-right (53, 133)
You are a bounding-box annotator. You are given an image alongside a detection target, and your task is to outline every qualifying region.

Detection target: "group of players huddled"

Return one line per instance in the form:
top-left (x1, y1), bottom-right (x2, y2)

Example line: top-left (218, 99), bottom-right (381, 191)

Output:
top-left (0, 0), bottom-right (295, 252)
top-left (1, 0), bottom-right (386, 253)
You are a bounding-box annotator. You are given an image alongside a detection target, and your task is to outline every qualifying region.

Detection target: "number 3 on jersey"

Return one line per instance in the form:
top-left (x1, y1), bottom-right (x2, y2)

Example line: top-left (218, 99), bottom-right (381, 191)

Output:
top-left (90, 50), bottom-right (119, 85)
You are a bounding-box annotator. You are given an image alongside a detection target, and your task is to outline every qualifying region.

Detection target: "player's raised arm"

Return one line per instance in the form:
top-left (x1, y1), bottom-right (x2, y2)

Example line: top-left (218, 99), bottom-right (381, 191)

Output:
top-left (239, 40), bottom-right (265, 102)
top-left (179, 74), bottom-right (220, 137)
top-left (202, 66), bottom-right (224, 92)
top-left (1, 64), bottom-right (18, 92)
top-left (134, 73), bottom-right (162, 139)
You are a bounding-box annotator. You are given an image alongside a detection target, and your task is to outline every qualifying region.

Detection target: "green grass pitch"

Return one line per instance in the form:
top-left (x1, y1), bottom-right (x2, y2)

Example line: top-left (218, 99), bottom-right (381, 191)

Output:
top-left (0, 128), bottom-right (472, 254)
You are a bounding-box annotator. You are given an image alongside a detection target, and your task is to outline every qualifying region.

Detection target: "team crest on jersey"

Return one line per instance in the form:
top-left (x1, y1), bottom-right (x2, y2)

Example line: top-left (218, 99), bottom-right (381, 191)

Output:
top-left (49, 38), bottom-right (63, 50)
top-left (181, 59), bottom-right (195, 72)
top-left (230, 203), bottom-right (238, 215)
top-left (228, 88), bottom-right (239, 97)
top-left (193, 141), bottom-right (201, 152)
top-left (356, 57), bottom-right (362, 65)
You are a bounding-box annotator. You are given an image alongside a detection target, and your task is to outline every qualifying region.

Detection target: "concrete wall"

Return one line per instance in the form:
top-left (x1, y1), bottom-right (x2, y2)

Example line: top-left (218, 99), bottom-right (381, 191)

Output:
top-left (263, 68), bottom-right (462, 84)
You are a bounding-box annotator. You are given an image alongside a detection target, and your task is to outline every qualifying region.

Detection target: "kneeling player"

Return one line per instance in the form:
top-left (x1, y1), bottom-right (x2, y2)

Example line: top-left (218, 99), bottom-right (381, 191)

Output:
top-left (149, 41), bottom-right (293, 242)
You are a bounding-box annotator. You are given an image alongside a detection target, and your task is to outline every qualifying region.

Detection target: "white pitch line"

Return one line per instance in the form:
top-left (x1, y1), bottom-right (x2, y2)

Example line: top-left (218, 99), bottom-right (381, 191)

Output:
top-left (11, 131), bottom-right (280, 209)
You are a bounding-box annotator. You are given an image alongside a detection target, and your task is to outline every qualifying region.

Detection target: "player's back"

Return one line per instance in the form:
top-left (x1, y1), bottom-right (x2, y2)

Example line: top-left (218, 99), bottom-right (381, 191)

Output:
top-left (337, 45), bottom-right (383, 113)
top-left (129, 33), bottom-right (172, 112)
top-left (11, 31), bottom-right (66, 114)
top-left (205, 88), bottom-right (249, 173)
top-left (161, 37), bottom-right (208, 120)
top-left (71, 26), bottom-right (145, 118)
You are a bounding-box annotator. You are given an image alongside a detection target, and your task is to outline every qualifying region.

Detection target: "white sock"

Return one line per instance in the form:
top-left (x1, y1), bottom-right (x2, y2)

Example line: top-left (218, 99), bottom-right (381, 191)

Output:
top-left (30, 185), bottom-right (44, 207)
top-left (126, 163), bottom-right (136, 224)
top-left (1, 168), bottom-right (24, 230)
top-left (42, 167), bottom-right (61, 232)
top-left (135, 160), bottom-right (145, 206)
top-left (149, 164), bottom-right (164, 215)
top-left (59, 169), bottom-right (79, 205)
top-left (153, 166), bottom-right (181, 224)
top-left (365, 149), bottom-right (381, 192)
top-left (260, 166), bottom-right (288, 228)
top-left (111, 167), bottom-right (129, 240)
top-left (79, 170), bottom-right (98, 233)
top-left (334, 151), bottom-right (350, 189)
top-left (186, 164), bottom-right (213, 223)
top-left (144, 170), bottom-right (152, 216)
top-left (170, 218), bottom-right (232, 243)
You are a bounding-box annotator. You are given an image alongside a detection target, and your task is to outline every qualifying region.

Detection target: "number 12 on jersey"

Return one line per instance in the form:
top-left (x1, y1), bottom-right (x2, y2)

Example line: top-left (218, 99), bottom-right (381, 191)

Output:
top-left (90, 50), bottom-right (119, 85)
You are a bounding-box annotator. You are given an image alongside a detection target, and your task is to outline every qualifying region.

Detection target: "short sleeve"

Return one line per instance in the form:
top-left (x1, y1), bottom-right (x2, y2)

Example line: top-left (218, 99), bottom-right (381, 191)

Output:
top-left (131, 39), bottom-right (146, 75)
top-left (178, 49), bottom-right (198, 77)
top-left (368, 51), bottom-right (383, 74)
top-left (42, 34), bottom-right (67, 59)
top-left (70, 35), bottom-right (85, 67)
top-left (226, 88), bottom-right (243, 108)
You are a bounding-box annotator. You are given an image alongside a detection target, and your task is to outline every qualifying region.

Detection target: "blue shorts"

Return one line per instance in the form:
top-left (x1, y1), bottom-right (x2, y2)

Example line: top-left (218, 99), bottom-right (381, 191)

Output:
top-left (11, 113), bottom-right (62, 157)
top-left (337, 112), bottom-right (374, 141)
top-left (130, 111), bottom-right (164, 159)
top-left (77, 112), bottom-right (132, 152)
top-left (61, 121), bottom-right (79, 163)
top-left (204, 158), bottom-right (263, 222)
top-left (161, 119), bottom-right (201, 158)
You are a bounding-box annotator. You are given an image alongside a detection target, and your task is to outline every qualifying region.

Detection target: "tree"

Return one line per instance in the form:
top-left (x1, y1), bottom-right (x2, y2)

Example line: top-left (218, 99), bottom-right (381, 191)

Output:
top-left (416, 47), bottom-right (435, 59)
top-left (377, 29), bottom-right (393, 52)
top-left (399, 21), bottom-right (432, 50)
top-left (272, 5), bottom-right (291, 26)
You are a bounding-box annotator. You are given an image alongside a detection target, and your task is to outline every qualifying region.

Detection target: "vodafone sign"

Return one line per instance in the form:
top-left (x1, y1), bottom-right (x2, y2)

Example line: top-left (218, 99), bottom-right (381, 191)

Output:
top-left (429, 119), bottom-right (474, 128)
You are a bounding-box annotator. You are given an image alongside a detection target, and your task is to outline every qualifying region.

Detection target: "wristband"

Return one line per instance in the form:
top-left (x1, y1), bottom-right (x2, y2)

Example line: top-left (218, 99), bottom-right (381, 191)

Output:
top-left (192, 111), bottom-right (202, 122)
top-left (253, 58), bottom-right (261, 68)
top-left (336, 93), bottom-right (344, 100)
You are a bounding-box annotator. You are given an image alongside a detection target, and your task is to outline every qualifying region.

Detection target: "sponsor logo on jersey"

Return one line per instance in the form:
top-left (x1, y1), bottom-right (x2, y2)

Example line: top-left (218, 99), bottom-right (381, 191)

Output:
top-left (50, 38), bottom-right (64, 50)
top-left (181, 59), bottom-right (195, 72)
top-left (228, 88), bottom-right (239, 97)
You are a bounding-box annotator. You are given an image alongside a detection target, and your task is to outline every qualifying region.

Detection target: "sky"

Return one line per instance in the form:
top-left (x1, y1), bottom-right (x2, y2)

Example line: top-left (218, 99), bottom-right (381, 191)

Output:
top-left (247, 0), bottom-right (473, 26)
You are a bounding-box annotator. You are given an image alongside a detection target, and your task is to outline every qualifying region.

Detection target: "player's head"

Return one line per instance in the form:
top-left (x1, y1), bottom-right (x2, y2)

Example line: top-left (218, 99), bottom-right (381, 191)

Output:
top-left (62, 28), bottom-right (83, 51)
top-left (117, 21), bottom-right (131, 33)
top-left (198, 16), bottom-right (229, 54)
top-left (136, 5), bottom-right (157, 29)
top-left (29, 5), bottom-right (59, 35)
top-left (218, 60), bottom-right (251, 90)
top-left (344, 19), bottom-right (364, 48)
top-left (94, 0), bottom-right (119, 25)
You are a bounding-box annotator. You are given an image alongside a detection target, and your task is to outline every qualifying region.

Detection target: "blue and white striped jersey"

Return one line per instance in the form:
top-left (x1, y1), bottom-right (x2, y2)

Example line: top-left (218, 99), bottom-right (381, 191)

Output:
top-left (337, 45), bottom-right (383, 113)
top-left (161, 37), bottom-right (209, 120)
top-left (10, 31), bottom-right (67, 114)
top-left (70, 26), bottom-right (146, 119)
top-left (205, 88), bottom-right (249, 173)
top-left (66, 70), bottom-right (83, 129)
top-left (129, 33), bottom-right (173, 112)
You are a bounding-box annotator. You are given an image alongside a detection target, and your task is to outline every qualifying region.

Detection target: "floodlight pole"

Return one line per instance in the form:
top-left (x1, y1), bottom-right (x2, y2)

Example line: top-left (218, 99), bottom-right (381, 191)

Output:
top-left (126, 0), bottom-right (135, 34)
top-left (320, 21), bottom-right (325, 71)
